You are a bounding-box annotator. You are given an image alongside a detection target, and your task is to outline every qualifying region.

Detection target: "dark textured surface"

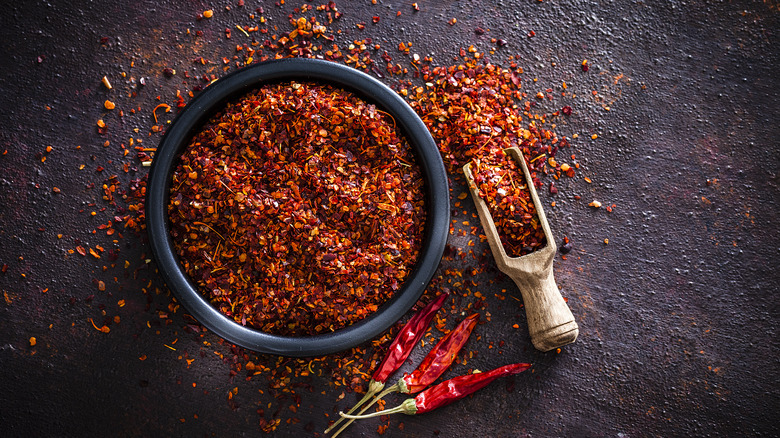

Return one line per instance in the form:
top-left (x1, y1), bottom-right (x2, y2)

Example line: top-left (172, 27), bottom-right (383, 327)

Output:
top-left (1, 1), bottom-right (778, 437)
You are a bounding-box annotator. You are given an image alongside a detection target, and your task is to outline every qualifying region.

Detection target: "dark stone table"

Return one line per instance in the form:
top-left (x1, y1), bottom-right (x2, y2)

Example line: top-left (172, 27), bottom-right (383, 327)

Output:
top-left (1, 1), bottom-right (777, 436)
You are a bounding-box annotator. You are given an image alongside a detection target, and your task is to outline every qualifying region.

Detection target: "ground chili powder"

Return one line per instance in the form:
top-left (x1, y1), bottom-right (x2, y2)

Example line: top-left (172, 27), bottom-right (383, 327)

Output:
top-left (168, 81), bottom-right (426, 336)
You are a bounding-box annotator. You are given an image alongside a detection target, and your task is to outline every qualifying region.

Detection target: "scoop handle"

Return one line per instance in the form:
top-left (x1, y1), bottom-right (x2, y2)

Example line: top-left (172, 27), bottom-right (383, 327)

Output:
top-left (510, 268), bottom-right (578, 352)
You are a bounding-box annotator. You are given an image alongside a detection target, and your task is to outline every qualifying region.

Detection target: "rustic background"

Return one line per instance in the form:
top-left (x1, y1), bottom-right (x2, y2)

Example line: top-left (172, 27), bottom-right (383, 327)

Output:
top-left (1, 0), bottom-right (778, 436)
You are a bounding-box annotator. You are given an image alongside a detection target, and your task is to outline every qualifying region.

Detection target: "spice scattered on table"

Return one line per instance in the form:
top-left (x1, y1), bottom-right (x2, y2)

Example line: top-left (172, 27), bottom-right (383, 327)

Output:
top-left (407, 57), bottom-right (569, 184)
top-left (168, 81), bottom-right (426, 336)
top-left (470, 150), bottom-right (547, 257)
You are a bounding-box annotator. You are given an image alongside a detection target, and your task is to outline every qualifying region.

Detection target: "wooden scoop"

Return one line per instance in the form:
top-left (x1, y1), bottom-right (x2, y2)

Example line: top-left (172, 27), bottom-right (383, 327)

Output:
top-left (463, 147), bottom-right (578, 352)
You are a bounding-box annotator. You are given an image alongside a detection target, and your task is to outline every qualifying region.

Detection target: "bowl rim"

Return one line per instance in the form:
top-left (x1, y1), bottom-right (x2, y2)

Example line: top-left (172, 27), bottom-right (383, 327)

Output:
top-left (145, 58), bottom-right (449, 357)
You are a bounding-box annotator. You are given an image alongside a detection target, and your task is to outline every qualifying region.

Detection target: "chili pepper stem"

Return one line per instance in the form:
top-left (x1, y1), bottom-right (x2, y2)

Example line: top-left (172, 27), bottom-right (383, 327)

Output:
top-left (324, 379), bottom-right (385, 434)
top-left (339, 398), bottom-right (418, 420)
top-left (330, 381), bottom-right (403, 438)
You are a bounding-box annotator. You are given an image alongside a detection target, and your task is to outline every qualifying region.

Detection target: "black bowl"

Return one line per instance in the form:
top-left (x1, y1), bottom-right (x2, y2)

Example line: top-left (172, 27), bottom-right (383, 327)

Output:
top-left (146, 58), bottom-right (449, 357)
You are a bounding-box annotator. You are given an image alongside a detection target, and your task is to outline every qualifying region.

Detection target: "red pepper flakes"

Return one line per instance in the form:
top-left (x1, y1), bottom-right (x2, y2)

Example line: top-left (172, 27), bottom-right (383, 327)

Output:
top-left (152, 103), bottom-right (171, 123)
top-left (560, 236), bottom-right (573, 254)
top-left (89, 318), bottom-right (110, 333)
top-left (470, 150), bottom-right (546, 257)
top-left (407, 56), bottom-right (567, 186)
top-left (169, 81), bottom-right (426, 336)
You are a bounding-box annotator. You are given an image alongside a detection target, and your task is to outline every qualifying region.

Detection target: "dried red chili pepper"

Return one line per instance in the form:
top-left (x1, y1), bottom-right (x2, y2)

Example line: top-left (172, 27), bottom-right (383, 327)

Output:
top-left (393, 312), bottom-right (479, 393)
top-left (340, 363), bottom-right (531, 419)
top-left (372, 292), bottom-right (449, 383)
top-left (331, 312), bottom-right (479, 437)
top-left (325, 293), bottom-right (448, 434)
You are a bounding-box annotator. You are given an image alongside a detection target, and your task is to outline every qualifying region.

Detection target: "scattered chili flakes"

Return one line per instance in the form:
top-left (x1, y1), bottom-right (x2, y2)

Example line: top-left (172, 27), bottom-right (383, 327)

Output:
top-left (169, 81), bottom-right (426, 336)
top-left (104, 100), bottom-right (116, 110)
top-left (407, 56), bottom-right (567, 184)
top-left (89, 318), bottom-right (111, 333)
top-left (29, 337), bottom-right (37, 346)
top-left (559, 237), bottom-right (573, 254)
top-left (153, 103), bottom-right (171, 123)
